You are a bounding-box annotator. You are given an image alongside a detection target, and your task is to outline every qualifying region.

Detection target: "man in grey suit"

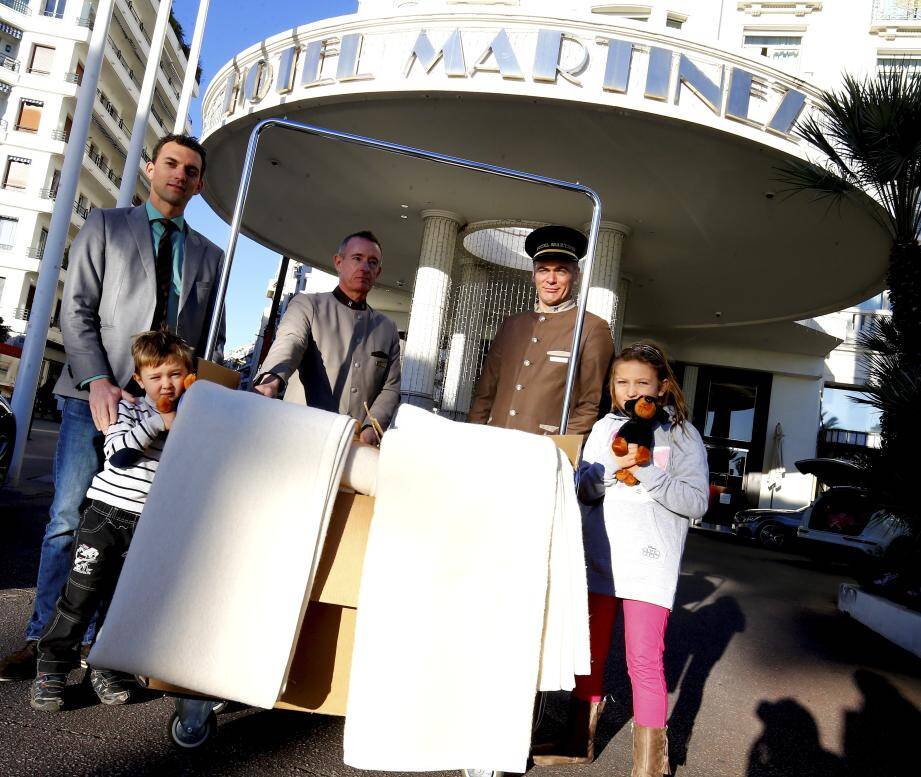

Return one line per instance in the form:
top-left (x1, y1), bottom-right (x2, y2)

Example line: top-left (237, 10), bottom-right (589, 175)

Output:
top-left (0, 135), bottom-right (225, 682)
top-left (254, 231), bottom-right (401, 445)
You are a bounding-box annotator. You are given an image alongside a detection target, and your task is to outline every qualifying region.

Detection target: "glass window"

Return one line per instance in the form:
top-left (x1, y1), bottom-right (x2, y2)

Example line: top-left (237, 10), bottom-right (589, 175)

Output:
top-left (666, 15), bottom-right (685, 29)
top-left (743, 33), bottom-right (802, 67)
top-left (43, 0), bottom-right (67, 18)
top-left (0, 216), bottom-right (17, 248)
top-left (821, 387), bottom-right (881, 435)
top-left (28, 44), bottom-right (54, 75)
top-left (3, 157), bottom-right (30, 190)
top-left (15, 99), bottom-right (42, 133)
top-left (704, 382), bottom-right (757, 442)
top-left (854, 292), bottom-right (890, 312)
top-left (877, 53), bottom-right (921, 75)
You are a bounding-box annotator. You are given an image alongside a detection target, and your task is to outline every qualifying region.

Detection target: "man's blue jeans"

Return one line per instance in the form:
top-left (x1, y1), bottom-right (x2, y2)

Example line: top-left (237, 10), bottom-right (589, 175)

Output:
top-left (25, 397), bottom-right (103, 643)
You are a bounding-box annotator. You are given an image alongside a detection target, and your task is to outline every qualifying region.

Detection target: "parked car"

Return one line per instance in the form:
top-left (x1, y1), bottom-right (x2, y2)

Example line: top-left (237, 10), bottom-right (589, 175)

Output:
top-left (793, 458), bottom-right (911, 565)
top-left (0, 394), bottom-right (15, 487)
top-left (732, 505), bottom-right (806, 550)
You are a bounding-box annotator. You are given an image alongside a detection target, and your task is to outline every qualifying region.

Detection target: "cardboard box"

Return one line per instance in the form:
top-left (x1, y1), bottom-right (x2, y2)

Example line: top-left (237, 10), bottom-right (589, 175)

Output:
top-left (196, 359), bottom-right (241, 390)
top-left (141, 437), bottom-right (577, 714)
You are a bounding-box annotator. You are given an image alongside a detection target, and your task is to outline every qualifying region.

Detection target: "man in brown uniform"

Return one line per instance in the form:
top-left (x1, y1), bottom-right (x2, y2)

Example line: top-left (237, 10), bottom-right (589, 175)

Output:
top-left (468, 225), bottom-right (614, 436)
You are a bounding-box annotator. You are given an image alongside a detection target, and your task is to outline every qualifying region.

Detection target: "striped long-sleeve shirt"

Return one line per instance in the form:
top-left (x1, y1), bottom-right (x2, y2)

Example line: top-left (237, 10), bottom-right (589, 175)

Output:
top-left (85, 397), bottom-right (168, 513)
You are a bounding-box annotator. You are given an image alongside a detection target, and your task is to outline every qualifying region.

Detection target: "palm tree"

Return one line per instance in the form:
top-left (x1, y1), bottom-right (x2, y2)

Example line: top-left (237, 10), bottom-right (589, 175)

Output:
top-left (778, 70), bottom-right (921, 533)
top-left (778, 70), bottom-right (921, 360)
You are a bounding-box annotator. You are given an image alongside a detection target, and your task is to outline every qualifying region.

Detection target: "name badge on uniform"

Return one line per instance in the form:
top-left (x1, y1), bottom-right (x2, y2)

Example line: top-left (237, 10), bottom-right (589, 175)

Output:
top-left (372, 351), bottom-right (388, 369)
top-left (547, 350), bottom-right (571, 364)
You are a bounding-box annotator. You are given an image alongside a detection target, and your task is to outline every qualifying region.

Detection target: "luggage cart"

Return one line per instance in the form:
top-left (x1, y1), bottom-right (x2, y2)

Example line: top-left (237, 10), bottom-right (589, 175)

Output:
top-left (156, 119), bottom-right (604, 769)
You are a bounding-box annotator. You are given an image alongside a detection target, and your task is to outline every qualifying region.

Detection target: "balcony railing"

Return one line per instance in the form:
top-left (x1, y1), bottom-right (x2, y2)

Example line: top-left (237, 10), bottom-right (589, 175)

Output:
top-left (25, 245), bottom-right (43, 259)
top-left (0, 0), bottom-right (31, 15)
top-left (123, 0), bottom-right (151, 44)
top-left (106, 35), bottom-right (141, 90)
top-left (39, 187), bottom-right (57, 199)
top-left (845, 311), bottom-right (891, 343)
top-left (50, 128), bottom-right (69, 142)
top-left (0, 243), bottom-right (13, 251)
top-left (0, 56), bottom-right (20, 72)
top-left (41, 8), bottom-right (64, 19)
top-left (77, 12), bottom-right (96, 28)
top-left (85, 143), bottom-right (123, 187)
top-left (873, 0), bottom-right (921, 20)
top-left (96, 88), bottom-right (130, 137)
top-left (64, 72), bottom-right (82, 85)
top-left (73, 202), bottom-right (89, 220)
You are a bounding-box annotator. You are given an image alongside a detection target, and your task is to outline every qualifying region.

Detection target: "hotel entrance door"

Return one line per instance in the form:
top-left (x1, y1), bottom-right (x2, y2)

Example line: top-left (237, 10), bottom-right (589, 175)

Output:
top-left (690, 367), bottom-right (772, 528)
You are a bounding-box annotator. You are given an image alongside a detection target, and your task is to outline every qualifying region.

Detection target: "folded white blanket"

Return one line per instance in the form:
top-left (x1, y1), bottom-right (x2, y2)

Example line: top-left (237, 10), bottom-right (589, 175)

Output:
top-left (344, 406), bottom-right (588, 773)
top-left (88, 382), bottom-right (355, 709)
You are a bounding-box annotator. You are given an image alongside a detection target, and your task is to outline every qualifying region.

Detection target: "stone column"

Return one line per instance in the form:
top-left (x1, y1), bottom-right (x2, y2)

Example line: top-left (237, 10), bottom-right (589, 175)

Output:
top-left (614, 275), bottom-right (631, 353)
top-left (441, 254), bottom-right (490, 419)
top-left (582, 221), bottom-right (631, 346)
top-left (401, 209), bottom-right (464, 409)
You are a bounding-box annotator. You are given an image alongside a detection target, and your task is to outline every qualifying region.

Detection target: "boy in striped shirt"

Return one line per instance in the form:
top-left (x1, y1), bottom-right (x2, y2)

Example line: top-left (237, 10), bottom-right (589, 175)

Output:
top-left (31, 330), bottom-right (194, 712)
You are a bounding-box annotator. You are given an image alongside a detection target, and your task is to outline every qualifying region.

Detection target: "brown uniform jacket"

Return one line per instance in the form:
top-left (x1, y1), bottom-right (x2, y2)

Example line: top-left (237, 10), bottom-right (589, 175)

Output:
top-left (468, 306), bottom-right (614, 435)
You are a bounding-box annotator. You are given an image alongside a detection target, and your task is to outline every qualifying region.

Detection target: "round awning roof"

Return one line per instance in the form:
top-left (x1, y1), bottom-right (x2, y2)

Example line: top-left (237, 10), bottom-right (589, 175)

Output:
top-left (199, 13), bottom-right (890, 330)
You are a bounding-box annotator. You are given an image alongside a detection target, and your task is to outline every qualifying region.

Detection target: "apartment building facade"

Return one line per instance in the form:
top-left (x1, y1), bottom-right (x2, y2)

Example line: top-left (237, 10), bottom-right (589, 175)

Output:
top-left (0, 0), bottom-right (192, 396)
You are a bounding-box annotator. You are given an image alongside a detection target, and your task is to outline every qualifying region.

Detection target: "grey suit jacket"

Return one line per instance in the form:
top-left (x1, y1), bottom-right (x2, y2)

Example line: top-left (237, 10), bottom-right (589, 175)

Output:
top-left (53, 204), bottom-right (226, 400)
top-left (259, 292), bottom-right (401, 430)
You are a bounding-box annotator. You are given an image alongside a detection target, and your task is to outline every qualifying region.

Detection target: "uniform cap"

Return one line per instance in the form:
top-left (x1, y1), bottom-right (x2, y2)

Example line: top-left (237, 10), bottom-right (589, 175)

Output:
top-left (524, 225), bottom-right (588, 264)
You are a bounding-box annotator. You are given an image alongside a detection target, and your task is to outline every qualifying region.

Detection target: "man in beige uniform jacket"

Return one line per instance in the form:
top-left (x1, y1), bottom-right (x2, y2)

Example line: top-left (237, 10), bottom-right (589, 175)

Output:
top-left (254, 231), bottom-right (401, 444)
top-left (468, 225), bottom-right (614, 436)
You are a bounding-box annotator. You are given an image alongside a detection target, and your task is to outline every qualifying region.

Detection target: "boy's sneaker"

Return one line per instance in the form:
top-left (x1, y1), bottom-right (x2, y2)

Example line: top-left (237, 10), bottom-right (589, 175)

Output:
top-left (30, 673), bottom-right (66, 712)
top-left (0, 642), bottom-right (37, 682)
top-left (90, 669), bottom-right (131, 705)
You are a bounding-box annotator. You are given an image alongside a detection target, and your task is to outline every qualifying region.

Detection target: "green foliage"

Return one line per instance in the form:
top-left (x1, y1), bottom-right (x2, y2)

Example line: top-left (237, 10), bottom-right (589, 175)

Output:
top-left (777, 70), bottom-right (921, 242)
top-left (778, 69), bottom-right (921, 535)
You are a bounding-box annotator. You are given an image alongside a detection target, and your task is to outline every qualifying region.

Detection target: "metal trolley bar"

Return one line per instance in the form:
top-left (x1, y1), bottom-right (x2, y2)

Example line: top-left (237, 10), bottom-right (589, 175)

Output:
top-left (208, 118), bottom-right (604, 435)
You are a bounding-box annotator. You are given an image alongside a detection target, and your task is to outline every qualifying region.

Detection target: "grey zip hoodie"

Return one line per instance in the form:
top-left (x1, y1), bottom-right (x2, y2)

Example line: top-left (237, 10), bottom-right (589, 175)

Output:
top-left (578, 411), bottom-right (709, 609)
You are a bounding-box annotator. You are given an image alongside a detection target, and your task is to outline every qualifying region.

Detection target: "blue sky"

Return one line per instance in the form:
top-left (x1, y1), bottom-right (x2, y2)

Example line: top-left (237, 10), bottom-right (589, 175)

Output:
top-left (171, 0), bottom-right (358, 350)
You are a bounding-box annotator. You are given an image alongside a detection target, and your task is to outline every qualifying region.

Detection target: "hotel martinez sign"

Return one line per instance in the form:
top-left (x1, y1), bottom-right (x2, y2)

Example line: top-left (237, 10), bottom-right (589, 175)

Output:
top-left (202, 15), bottom-right (817, 150)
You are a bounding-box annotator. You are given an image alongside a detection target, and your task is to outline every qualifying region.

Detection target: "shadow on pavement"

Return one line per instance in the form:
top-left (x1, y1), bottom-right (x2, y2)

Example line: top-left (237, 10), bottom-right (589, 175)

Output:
top-left (590, 570), bottom-right (746, 769)
top-left (747, 669), bottom-right (921, 777)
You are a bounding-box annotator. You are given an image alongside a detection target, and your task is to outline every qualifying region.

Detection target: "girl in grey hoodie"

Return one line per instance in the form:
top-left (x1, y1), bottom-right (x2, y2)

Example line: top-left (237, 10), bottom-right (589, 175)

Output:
top-left (533, 343), bottom-right (708, 777)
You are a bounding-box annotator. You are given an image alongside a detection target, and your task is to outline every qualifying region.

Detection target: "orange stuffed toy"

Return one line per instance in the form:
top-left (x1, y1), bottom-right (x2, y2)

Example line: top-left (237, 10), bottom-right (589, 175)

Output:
top-left (155, 372), bottom-right (198, 414)
top-left (611, 396), bottom-right (668, 486)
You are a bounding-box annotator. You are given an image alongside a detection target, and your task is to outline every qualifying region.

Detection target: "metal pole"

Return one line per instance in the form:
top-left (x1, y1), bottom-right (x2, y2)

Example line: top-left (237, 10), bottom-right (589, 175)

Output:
top-left (116, 0), bottom-right (174, 206)
top-left (173, 0), bottom-right (210, 134)
top-left (205, 119), bottom-right (602, 435)
top-left (8, 0), bottom-right (117, 485)
top-left (257, 255), bottom-right (290, 367)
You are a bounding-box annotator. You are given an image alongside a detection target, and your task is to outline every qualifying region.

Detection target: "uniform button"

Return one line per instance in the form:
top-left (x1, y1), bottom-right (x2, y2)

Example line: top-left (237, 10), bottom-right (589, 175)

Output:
top-left (350, 387), bottom-right (358, 393)
top-left (531, 336), bottom-right (538, 343)
top-left (538, 315), bottom-right (546, 322)
top-left (515, 384), bottom-right (523, 391)
top-left (356, 314), bottom-right (363, 320)
top-left (523, 359), bottom-right (531, 367)
top-left (354, 362), bottom-right (360, 368)
top-left (509, 409), bottom-right (517, 417)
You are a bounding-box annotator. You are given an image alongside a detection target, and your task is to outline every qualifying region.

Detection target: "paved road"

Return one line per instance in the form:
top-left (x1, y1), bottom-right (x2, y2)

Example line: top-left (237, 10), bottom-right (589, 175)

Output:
top-left (1, 426), bottom-right (919, 776)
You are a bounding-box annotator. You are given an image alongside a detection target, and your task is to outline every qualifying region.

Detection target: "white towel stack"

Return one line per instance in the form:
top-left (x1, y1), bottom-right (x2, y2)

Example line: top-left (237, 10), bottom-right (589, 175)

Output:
top-left (344, 405), bottom-right (589, 774)
top-left (88, 382), bottom-right (356, 709)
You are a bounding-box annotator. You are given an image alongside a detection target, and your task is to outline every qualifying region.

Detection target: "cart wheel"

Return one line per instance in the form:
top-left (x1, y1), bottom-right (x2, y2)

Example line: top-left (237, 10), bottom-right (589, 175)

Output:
top-left (462, 770), bottom-right (504, 777)
top-left (168, 709), bottom-right (217, 750)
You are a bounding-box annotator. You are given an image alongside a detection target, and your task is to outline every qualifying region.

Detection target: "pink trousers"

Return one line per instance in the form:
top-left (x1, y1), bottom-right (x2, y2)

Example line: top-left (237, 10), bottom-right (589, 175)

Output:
top-left (574, 592), bottom-right (670, 728)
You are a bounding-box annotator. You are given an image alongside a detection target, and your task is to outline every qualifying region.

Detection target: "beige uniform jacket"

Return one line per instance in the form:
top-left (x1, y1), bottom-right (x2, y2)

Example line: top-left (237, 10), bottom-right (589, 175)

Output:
top-left (260, 292), bottom-right (401, 430)
top-left (468, 306), bottom-right (614, 436)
